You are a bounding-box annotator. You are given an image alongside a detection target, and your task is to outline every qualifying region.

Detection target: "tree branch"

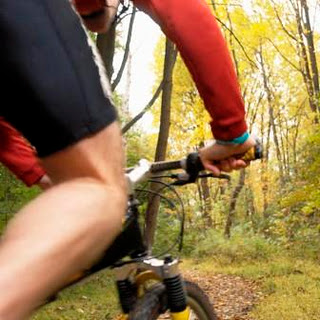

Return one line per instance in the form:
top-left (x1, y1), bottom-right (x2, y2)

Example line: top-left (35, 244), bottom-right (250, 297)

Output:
top-left (266, 38), bottom-right (301, 72)
top-left (111, 7), bottom-right (136, 91)
top-left (215, 16), bottom-right (258, 68)
top-left (122, 80), bottom-right (164, 134)
top-left (270, 0), bottom-right (298, 42)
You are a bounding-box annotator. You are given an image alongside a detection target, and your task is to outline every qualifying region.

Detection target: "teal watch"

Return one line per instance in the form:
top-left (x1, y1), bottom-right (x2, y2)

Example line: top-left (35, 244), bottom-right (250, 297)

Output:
top-left (216, 132), bottom-right (250, 145)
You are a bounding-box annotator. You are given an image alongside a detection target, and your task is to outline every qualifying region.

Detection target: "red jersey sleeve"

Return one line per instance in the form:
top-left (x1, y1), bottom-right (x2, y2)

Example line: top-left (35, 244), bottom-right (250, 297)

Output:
top-left (0, 118), bottom-right (45, 187)
top-left (132, 0), bottom-right (247, 140)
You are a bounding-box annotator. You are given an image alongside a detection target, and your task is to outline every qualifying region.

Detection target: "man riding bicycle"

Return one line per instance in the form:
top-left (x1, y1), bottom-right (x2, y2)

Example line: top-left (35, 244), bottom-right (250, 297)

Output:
top-left (0, 0), bottom-right (254, 318)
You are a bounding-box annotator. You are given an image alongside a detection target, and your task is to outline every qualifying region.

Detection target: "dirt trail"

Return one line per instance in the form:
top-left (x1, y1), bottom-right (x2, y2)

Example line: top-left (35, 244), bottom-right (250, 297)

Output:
top-left (183, 270), bottom-right (262, 320)
top-left (114, 270), bottom-right (262, 320)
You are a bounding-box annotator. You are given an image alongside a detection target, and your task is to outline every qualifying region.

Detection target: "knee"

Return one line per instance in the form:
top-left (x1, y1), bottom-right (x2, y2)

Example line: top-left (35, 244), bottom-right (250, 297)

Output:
top-left (106, 178), bottom-right (127, 219)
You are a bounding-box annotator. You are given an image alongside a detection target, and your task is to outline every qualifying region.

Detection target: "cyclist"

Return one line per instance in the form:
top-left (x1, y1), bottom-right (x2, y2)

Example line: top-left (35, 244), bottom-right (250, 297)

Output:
top-left (0, 0), bottom-right (254, 318)
top-left (75, 0), bottom-right (255, 175)
top-left (0, 118), bottom-right (51, 190)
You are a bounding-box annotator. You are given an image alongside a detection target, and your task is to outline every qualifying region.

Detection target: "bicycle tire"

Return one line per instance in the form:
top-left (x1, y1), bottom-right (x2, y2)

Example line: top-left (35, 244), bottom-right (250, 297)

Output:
top-left (128, 280), bottom-right (217, 320)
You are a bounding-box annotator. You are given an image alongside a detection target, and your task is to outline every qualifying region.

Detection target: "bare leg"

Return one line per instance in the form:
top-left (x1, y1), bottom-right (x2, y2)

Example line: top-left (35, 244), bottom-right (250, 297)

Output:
top-left (0, 122), bottom-right (127, 319)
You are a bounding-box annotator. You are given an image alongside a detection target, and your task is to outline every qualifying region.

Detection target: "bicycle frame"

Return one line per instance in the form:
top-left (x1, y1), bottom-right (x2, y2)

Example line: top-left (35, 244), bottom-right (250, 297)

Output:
top-left (48, 159), bottom-right (192, 319)
top-left (43, 144), bottom-right (262, 318)
top-left (97, 160), bottom-right (191, 318)
top-left (39, 140), bottom-right (262, 318)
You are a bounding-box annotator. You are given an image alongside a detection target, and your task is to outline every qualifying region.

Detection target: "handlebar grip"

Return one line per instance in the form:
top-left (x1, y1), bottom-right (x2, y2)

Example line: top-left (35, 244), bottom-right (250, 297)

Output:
top-left (234, 138), bottom-right (263, 161)
top-left (149, 138), bottom-right (263, 175)
top-left (187, 138), bottom-right (263, 176)
top-left (150, 160), bottom-right (182, 173)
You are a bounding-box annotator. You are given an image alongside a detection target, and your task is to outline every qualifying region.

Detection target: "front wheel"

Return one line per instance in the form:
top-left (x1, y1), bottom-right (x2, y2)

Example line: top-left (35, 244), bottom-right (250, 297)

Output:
top-left (128, 280), bottom-right (217, 320)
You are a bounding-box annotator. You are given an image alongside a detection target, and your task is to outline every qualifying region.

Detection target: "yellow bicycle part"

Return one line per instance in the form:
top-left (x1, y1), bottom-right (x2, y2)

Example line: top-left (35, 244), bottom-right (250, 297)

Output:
top-left (135, 270), bottom-right (162, 286)
top-left (134, 271), bottom-right (191, 319)
top-left (241, 147), bottom-right (256, 161)
top-left (135, 270), bottom-right (162, 297)
top-left (171, 307), bottom-right (191, 320)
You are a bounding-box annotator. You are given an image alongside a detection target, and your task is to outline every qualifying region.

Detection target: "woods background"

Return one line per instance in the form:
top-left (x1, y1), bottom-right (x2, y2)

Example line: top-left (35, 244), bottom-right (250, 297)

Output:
top-left (1, 1), bottom-right (320, 318)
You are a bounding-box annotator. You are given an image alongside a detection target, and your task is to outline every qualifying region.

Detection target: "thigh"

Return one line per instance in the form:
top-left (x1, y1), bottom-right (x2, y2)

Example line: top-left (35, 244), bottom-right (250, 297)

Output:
top-left (0, 0), bottom-right (116, 157)
top-left (40, 122), bottom-right (126, 188)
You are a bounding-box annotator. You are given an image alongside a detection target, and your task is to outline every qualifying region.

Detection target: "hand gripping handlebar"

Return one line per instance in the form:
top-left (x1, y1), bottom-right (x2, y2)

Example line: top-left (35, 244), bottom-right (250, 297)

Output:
top-left (150, 137), bottom-right (263, 175)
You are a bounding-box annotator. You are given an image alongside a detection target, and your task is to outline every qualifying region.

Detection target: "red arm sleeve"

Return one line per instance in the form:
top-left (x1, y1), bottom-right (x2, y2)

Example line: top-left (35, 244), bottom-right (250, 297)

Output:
top-left (0, 118), bottom-right (46, 187)
top-left (132, 0), bottom-right (247, 140)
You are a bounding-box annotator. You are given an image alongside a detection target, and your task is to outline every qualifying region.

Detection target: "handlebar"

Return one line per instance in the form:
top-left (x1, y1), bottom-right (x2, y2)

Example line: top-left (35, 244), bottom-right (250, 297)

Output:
top-left (126, 138), bottom-right (262, 190)
top-left (150, 160), bottom-right (182, 173)
top-left (150, 138), bottom-right (263, 174)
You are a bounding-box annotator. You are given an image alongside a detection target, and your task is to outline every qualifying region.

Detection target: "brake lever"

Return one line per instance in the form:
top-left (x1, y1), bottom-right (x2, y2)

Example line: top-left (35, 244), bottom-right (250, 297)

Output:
top-left (198, 173), bottom-right (230, 180)
top-left (170, 172), bottom-right (230, 186)
top-left (171, 173), bottom-right (194, 186)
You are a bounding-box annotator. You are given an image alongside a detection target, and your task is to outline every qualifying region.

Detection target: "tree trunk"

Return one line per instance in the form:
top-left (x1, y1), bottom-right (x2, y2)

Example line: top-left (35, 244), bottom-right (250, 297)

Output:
top-left (144, 39), bottom-right (177, 251)
top-left (224, 169), bottom-right (246, 238)
top-left (300, 0), bottom-right (320, 113)
top-left (200, 177), bottom-right (213, 228)
top-left (97, 23), bottom-right (116, 80)
top-left (274, 0), bottom-right (319, 118)
top-left (292, 0), bottom-right (318, 116)
top-left (258, 48), bottom-right (284, 185)
top-left (260, 102), bottom-right (271, 218)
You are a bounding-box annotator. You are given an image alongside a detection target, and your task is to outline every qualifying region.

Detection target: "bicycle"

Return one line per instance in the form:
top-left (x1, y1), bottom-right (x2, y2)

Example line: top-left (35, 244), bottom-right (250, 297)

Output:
top-left (43, 144), bottom-right (262, 320)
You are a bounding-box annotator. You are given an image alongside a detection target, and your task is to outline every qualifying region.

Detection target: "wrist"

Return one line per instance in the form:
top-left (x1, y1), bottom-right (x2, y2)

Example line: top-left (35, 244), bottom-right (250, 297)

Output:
top-left (215, 132), bottom-right (250, 146)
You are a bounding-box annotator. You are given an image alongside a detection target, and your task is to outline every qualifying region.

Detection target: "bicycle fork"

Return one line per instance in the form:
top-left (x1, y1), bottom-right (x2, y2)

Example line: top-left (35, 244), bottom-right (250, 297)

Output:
top-left (114, 255), bottom-right (190, 319)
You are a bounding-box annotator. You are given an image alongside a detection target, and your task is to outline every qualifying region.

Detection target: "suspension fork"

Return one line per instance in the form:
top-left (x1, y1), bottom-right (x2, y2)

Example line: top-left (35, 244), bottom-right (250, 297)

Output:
top-left (162, 255), bottom-right (190, 320)
top-left (114, 256), bottom-right (190, 319)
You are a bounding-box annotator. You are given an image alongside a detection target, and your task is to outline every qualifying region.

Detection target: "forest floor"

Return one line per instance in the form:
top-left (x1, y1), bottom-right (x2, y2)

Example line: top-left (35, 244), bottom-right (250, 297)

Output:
top-left (183, 269), bottom-right (263, 320)
top-left (34, 267), bottom-right (263, 320)
top-left (33, 255), bottom-right (320, 320)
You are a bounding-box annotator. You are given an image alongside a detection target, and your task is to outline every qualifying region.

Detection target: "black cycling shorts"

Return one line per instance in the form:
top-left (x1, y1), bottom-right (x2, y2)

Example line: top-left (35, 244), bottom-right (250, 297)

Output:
top-left (0, 0), bottom-right (117, 157)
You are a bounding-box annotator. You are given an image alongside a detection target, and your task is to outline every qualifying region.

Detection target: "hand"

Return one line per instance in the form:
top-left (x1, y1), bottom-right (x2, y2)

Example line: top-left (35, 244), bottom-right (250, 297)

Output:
top-left (75, 0), bottom-right (120, 33)
top-left (199, 135), bottom-right (256, 176)
top-left (37, 174), bottom-right (53, 190)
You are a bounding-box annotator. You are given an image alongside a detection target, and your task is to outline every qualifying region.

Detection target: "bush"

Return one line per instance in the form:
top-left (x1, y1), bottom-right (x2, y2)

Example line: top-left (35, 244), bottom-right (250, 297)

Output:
top-left (184, 229), bottom-right (281, 263)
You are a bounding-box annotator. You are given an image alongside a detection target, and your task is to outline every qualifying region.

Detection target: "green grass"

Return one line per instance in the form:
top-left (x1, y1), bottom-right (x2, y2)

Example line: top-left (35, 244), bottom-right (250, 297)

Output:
top-left (182, 246), bottom-right (320, 320)
top-left (33, 257), bottom-right (320, 320)
top-left (252, 274), bottom-right (320, 320)
top-left (32, 231), bottom-right (320, 320)
top-left (32, 270), bottom-right (121, 320)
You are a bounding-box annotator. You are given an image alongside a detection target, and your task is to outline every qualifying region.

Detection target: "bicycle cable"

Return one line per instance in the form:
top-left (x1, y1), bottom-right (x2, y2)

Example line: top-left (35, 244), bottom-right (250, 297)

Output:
top-left (135, 177), bottom-right (185, 260)
top-left (113, 178), bottom-right (185, 267)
